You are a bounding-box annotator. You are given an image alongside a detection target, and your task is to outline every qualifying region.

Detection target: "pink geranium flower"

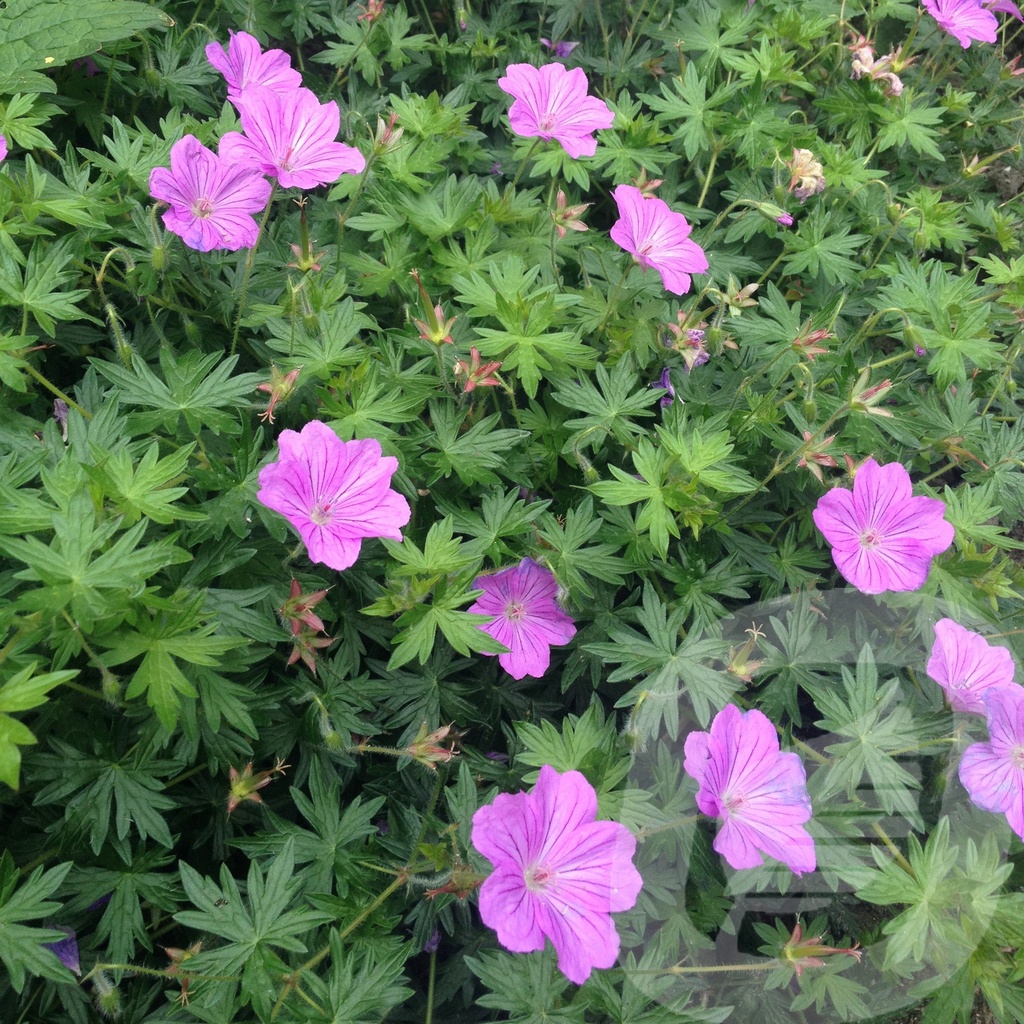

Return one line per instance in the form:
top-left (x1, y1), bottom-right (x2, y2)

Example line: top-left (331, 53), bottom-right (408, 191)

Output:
top-left (256, 420), bottom-right (411, 571)
top-left (0, 135), bottom-right (7, 162)
top-left (927, 618), bottom-right (1017, 714)
top-left (205, 30), bottom-right (302, 99)
top-left (610, 185), bottom-right (709, 295)
top-left (468, 559), bottom-right (576, 679)
top-left (812, 458), bottom-right (954, 594)
top-left (959, 685), bottom-right (1024, 841)
top-left (219, 86), bottom-right (366, 190)
top-left (471, 765), bottom-right (643, 984)
top-left (684, 704), bottom-right (816, 875)
top-left (497, 62), bottom-right (614, 159)
top-left (922, 0), bottom-right (998, 46)
top-left (149, 135), bottom-right (272, 252)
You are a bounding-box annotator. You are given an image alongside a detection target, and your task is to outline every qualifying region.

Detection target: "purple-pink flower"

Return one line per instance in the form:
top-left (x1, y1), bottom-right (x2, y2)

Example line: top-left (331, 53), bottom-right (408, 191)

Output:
top-left (927, 618), bottom-right (1017, 714)
top-left (540, 38), bottom-right (580, 58)
top-left (684, 704), bottom-right (816, 875)
top-left (0, 134), bottom-right (7, 162)
top-left (149, 135), bottom-right (272, 252)
top-left (256, 420), bottom-right (411, 571)
top-left (471, 764), bottom-right (643, 984)
top-left (922, 0), bottom-right (998, 46)
top-left (610, 185), bottom-right (709, 295)
top-left (219, 86), bottom-right (366, 190)
top-left (497, 62), bottom-right (614, 159)
top-left (959, 684), bottom-right (1024, 841)
top-left (468, 558), bottom-right (576, 679)
top-left (811, 458), bottom-right (954, 595)
top-left (205, 30), bottom-right (302, 99)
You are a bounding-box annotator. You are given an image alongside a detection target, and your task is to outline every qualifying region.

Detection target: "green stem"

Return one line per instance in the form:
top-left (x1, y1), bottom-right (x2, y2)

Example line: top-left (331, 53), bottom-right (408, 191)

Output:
top-left (594, 264), bottom-right (632, 343)
top-left (231, 185), bottom-right (277, 357)
top-left (636, 814), bottom-right (701, 839)
top-left (83, 963), bottom-right (240, 983)
top-left (697, 146), bottom-right (719, 208)
top-left (425, 948), bottom-right (437, 1024)
top-left (725, 404), bottom-right (851, 522)
top-left (23, 363), bottom-right (92, 419)
top-left (872, 821), bottom-right (915, 877)
top-left (506, 138), bottom-right (541, 195)
top-left (626, 960), bottom-right (781, 976)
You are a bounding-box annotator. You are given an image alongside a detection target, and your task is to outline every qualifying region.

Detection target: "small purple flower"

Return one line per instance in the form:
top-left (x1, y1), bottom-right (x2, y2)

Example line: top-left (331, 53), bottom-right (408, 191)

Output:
top-left (684, 704), bottom-right (816, 875)
top-left (927, 618), bottom-right (1017, 714)
top-left (0, 135), bottom-right (8, 162)
top-left (219, 86), bottom-right (366, 190)
top-left (812, 458), bottom-right (954, 594)
top-left (424, 928), bottom-right (441, 953)
top-left (959, 685), bottom-right (1024, 840)
top-left (485, 751), bottom-right (510, 762)
top-left (490, 161), bottom-right (503, 176)
top-left (471, 765), bottom-right (643, 984)
top-left (468, 558), bottom-right (576, 679)
top-left (541, 38), bottom-right (580, 58)
top-left (46, 928), bottom-right (81, 976)
top-left (54, 399), bottom-right (69, 441)
top-left (498, 63), bottom-right (614, 159)
top-left (914, 344), bottom-right (927, 357)
top-left (256, 420), bottom-right (411, 571)
top-left (776, 212), bottom-right (794, 227)
top-left (653, 367), bottom-right (675, 408)
top-left (206, 30), bottom-right (302, 100)
top-left (149, 135), bottom-right (272, 251)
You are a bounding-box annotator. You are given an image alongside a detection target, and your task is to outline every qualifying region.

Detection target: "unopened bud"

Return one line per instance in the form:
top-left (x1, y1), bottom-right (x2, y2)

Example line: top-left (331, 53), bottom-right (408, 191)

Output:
top-left (151, 242), bottom-right (166, 272)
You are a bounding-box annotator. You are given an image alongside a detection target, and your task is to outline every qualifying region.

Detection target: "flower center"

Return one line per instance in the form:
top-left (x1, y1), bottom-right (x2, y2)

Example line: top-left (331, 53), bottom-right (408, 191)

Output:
top-left (538, 111), bottom-right (556, 131)
top-left (191, 197), bottom-right (215, 219)
top-left (310, 498), bottom-right (335, 526)
top-left (859, 528), bottom-right (883, 549)
top-left (723, 791), bottom-right (745, 816)
top-left (524, 862), bottom-right (555, 892)
top-left (1012, 745), bottom-right (1024, 770)
top-left (505, 600), bottom-right (526, 622)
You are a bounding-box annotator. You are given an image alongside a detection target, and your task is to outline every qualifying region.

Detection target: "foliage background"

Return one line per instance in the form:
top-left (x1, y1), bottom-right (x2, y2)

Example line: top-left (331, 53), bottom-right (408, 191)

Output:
top-left (1, 0), bottom-right (1024, 1020)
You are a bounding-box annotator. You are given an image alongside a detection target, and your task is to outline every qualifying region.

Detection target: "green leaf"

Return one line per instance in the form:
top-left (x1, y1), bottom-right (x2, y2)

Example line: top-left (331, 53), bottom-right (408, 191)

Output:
top-left (588, 584), bottom-right (737, 735)
top-left (421, 403), bottom-right (529, 486)
top-left (175, 842), bottom-right (333, 1016)
top-left (809, 645), bottom-right (931, 828)
top-left (101, 593), bottom-right (249, 731)
top-left (0, 0), bottom-right (173, 95)
top-left (0, 237), bottom-right (92, 336)
top-left (93, 350), bottom-right (262, 435)
top-left (0, 663), bottom-right (76, 789)
top-left (84, 442), bottom-right (204, 526)
top-left (0, 851), bottom-right (72, 992)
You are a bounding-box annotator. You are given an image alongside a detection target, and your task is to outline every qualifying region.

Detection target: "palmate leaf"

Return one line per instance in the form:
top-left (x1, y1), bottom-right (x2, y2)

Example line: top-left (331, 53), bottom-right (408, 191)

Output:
top-left (0, 492), bottom-right (190, 631)
top-left (100, 592), bottom-right (249, 730)
top-left (93, 350), bottom-right (262, 435)
top-left (33, 738), bottom-right (178, 855)
top-left (176, 841), bottom-right (333, 1017)
top-left (588, 584), bottom-right (737, 735)
top-left (809, 645), bottom-right (932, 829)
top-left (0, 851), bottom-right (72, 992)
top-left (0, 663), bottom-right (77, 790)
top-left (0, 0), bottom-right (173, 95)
